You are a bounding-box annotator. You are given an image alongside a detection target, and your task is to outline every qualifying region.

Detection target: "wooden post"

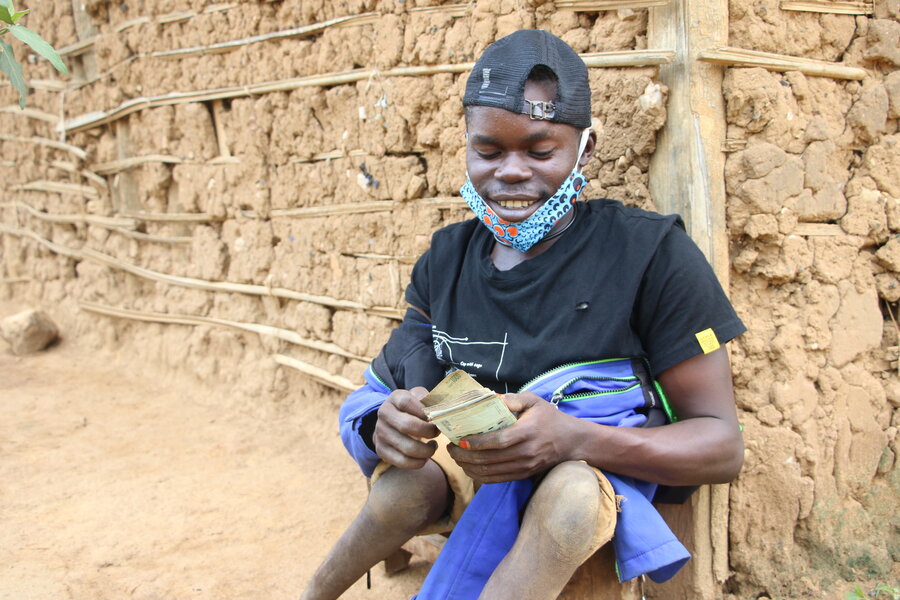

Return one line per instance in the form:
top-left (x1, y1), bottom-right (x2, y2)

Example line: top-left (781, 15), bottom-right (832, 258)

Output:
top-left (647, 1), bottom-right (731, 600)
top-left (69, 0), bottom-right (99, 81)
top-left (648, 0), bottom-right (729, 275)
top-left (112, 120), bottom-right (142, 214)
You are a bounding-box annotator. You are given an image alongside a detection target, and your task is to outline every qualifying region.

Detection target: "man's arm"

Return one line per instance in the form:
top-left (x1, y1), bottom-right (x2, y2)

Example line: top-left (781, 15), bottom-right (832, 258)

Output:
top-left (339, 305), bottom-right (443, 474)
top-left (447, 347), bottom-right (744, 485)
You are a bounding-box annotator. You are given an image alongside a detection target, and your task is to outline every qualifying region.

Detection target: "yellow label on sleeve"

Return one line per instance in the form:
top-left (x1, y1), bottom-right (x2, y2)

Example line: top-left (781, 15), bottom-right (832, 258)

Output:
top-left (695, 328), bottom-right (720, 354)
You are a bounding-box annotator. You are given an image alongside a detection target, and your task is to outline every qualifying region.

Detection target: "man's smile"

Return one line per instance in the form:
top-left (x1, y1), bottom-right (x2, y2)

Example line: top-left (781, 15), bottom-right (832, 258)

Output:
top-left (493, 198), bottom-right (538, 209)
top-left (484, 189), bottom-right (546, 216)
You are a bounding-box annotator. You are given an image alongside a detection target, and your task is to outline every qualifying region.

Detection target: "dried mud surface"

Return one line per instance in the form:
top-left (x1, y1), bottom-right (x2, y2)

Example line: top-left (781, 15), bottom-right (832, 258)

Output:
top-left (0, 303), bottom-right (425, 599)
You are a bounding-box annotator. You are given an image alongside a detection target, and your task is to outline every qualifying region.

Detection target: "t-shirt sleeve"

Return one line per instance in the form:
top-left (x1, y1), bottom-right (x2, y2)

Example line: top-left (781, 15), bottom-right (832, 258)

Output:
top-left (404, 247), bottom-right (431, 315)
top-left (633, 226), bottom-right (746, 375)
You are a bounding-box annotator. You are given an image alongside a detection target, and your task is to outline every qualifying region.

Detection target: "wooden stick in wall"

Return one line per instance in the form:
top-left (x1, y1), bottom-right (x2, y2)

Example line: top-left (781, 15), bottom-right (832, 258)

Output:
top-left (119, 211), bottom-right (220, 223)
top-left (77, 247), bottom-right (379, 313)
top-left (0, 224), bottom-right (83, 259)
top-left (698, 46), bottom-right (867, 80)
top-left (267, 201), bottom-right (397, 218)
top-left (581, 50), bottom-right (674, 67)
top-left (274, 354), bottom-right (360, 392)
top-left (779, 0), bottom-right (873, 14)
top-left (92, 155), bottom-right (184, 175)
top-left (408, 4), bottom-right (468, 16)
top-left (63, 49), bottom-right (675, 134)
top-left (110, 228), bottom-right (192, 244)
top-left (556, 0), bottom-right (671, 9)
top-left (56, 36), bottom-right (96, 57)
top-left (10, 200), bottom-right (136, 228)
top-left (12, 180), bottom-right (100, 200)
top-left (0, 135), bottom-right (87, 160)
top-left (5, 201), bottom-right (189, 242)
top-left (151, 13), bottom-right (377, 59)
top-left (78, 300), bottom-right (368, 362)
top-left (0, 106), bottom-right (60, 123)
top-left (49, 161), bottom-right (108, 188)
top-left (26, 79), bottom-right (67, 92)
top-left (291, 149), bottom-right (370, 163)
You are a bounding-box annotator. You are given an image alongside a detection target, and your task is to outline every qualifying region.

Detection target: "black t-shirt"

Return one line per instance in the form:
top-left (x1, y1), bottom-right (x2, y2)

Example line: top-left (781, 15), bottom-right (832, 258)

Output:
top-left (404, 198), bottom-right (746, 394)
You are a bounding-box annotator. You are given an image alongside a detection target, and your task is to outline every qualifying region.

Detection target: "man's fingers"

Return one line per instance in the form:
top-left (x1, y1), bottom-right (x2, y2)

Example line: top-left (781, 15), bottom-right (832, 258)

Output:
top-left (376, 443), bottom-right (429, 470)
top-left (389, 387), bottom-right (430, 420)
top-left (456, 455), bottom-right (542, 483)
top-left (501, 391), bottom-right (543, 414)
top-left (385, 409), bottom-right (440, 439)
top-left (448, 437), bottom-right (524, 466)
top-left (379, 390), bottom-right (439, 439)
top-left (456, 424), bottom-right (522, 452)
top-left (376, 425), bottom-right (438, 460)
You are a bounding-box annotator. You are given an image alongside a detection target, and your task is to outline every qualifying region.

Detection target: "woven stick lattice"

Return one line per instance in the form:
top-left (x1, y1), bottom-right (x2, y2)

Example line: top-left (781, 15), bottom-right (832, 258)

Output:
top-left (0, 225), bottom-right (403, 319)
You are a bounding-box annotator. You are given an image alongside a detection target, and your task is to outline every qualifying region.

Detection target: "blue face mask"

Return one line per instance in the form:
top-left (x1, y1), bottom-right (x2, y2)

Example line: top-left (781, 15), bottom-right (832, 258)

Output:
top-left (461, 129), bottom-right (590, 253)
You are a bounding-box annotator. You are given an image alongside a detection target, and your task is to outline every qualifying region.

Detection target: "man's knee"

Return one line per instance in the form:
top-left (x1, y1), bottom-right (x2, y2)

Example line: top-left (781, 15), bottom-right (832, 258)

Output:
top-left (526, 461), bottom-right (616, 565)
top-left (366, 460), bottom-right (449, 532)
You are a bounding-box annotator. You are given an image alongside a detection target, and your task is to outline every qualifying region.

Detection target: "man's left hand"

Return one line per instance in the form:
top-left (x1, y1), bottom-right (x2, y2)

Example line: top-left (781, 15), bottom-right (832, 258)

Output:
top-left (446, 392), bottom-right (583, 483)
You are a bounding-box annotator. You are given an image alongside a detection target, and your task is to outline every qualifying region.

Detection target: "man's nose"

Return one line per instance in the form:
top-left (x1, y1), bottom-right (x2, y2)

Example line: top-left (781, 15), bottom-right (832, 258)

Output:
top-left (494, 153), bottom-right (531, 182)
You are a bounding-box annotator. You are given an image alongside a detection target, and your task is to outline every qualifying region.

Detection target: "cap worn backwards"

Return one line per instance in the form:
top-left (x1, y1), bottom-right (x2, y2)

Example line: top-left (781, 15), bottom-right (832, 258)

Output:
top-left (463, 29), bottom-right (592, 129)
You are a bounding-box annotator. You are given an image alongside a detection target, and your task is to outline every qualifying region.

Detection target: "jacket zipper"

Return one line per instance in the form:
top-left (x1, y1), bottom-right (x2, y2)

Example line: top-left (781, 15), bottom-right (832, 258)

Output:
top-left (518, 357), bottom-right (633, 394)
top-left (550, 382), bottom-right (642, 406)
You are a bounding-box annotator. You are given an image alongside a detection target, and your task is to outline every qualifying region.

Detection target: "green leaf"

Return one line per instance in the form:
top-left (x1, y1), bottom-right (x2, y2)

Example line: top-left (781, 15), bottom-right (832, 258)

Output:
top-left (0, 40), bottom-right (26, 108)
top-left (0, 6), bottom-right (23, 24)
top-left (0, 1), bottom-right (13, 10)
top-left (7, 23), bottom-right (67, 75)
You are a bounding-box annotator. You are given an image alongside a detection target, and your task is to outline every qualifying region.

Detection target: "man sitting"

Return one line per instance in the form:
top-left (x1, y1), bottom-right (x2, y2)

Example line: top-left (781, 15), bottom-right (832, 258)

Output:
top-left (301, 29), bottom-right (745, 600)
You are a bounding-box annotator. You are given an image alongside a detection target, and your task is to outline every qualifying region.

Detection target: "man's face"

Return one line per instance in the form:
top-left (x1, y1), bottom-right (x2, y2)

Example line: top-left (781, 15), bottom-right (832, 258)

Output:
top-left (465, 80), bottom-right (586, 224)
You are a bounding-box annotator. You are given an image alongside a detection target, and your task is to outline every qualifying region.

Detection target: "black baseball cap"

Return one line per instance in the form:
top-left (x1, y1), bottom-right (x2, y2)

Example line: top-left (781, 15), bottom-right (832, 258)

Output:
top-left (463, 29), bottom-right (592, 129)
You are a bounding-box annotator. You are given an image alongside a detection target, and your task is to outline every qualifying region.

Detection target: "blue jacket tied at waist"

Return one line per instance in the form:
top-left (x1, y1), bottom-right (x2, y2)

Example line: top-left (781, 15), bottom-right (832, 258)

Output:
top-left (338, 359), bottom-right (690, 599)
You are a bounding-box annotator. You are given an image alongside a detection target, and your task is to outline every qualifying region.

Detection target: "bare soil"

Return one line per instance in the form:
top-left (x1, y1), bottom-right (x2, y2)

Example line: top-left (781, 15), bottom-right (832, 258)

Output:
top-left (0, 306), bottom-right (427, 600)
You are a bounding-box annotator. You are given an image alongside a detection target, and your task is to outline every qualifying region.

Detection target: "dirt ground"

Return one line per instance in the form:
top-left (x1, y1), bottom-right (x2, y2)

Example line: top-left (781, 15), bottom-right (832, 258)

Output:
top-left (0, 304), bottom-right (428, 600)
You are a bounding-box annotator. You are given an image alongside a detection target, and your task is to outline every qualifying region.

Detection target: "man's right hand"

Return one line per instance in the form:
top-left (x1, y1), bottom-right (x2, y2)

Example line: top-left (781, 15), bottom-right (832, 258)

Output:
top-left (373, 387), bottom-right (440, 469)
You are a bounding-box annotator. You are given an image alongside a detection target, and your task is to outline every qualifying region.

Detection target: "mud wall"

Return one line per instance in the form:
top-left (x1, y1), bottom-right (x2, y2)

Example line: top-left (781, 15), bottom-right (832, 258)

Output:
top-left (722, 2), bottom-right (900, 597)
top-left (0, 1), bottom-right (896, 598)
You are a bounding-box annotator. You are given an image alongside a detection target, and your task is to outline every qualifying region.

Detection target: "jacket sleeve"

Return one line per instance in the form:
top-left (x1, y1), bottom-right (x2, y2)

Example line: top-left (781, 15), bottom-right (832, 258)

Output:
top-left (338, 307), bottom-right (444, 477)
top-left (338, 366), bottom-right (391, 477)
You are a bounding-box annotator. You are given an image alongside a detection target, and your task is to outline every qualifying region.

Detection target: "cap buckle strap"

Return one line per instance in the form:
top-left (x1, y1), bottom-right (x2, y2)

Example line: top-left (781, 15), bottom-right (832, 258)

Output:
top-left (524, 100), bottom-right (556, 120)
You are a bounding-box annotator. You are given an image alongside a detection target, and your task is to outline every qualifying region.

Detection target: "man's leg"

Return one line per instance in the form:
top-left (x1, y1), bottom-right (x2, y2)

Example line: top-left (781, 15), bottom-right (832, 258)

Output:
top-left (301, 459), bottom-right (450, 600)
top-left (478, 461), bottom-right (617, 600)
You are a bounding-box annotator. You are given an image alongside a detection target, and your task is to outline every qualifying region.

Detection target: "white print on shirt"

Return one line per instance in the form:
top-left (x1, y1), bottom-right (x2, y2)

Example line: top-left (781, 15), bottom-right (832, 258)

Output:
top-left (432, 327), bottom-right (509, 383)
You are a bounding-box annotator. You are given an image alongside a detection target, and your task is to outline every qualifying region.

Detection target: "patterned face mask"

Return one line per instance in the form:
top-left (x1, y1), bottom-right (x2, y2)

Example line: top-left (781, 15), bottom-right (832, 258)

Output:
top-left (461, 129), bottom-right (590, 253)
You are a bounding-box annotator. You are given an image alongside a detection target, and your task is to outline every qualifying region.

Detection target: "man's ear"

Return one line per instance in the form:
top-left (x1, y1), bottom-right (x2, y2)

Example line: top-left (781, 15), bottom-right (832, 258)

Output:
top-left (578, 129), bottom-right (597, 168)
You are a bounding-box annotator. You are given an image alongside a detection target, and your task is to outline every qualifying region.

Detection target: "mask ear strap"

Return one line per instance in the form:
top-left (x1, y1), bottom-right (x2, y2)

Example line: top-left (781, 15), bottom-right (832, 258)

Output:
top-left (573, 128), bottom-right (591, 171)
